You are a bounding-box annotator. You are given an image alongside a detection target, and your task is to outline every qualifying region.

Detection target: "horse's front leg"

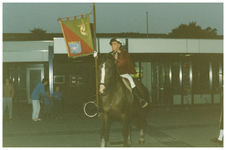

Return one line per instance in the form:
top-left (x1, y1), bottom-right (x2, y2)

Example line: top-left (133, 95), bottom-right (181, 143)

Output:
top-left (100, 112), bottom-right (109, 147)
top-left (122, 117), bottom-right (131, 147)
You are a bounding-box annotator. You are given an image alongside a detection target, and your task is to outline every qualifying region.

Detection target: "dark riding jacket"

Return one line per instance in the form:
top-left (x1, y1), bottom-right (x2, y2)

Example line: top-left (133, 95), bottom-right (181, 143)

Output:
top-left (110, 48), bottom-right (137, 75)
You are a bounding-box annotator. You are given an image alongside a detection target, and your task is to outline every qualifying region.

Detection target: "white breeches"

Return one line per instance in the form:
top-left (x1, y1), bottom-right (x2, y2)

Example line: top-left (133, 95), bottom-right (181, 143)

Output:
top-left (120, 74), bottom-right (136, 88)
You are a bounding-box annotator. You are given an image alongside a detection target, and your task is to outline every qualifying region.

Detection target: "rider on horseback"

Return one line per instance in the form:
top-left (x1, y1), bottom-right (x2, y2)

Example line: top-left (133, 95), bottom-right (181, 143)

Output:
top-left (109, 38), bottom-right (148, 108)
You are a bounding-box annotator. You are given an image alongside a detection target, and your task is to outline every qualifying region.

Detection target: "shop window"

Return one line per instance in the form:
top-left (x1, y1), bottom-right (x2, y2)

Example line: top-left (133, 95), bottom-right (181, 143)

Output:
top-left (193, 61), bottom-right (211, 104)
top-left (182, 62), bottom-right (191, 104)
top-left (18, 67), bottom-right (26, 89)
top-left (172, 62), bottom-right (180, 95)
top-left (193, 61), bottom-right (210, 94)
top-left (212, 61), bottom-right (220, 94)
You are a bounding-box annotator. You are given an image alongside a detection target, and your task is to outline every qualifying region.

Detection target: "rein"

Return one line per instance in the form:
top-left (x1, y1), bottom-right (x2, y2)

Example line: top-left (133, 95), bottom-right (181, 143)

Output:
top-left (99, 75), bottom-right (120, 92)
top-left (98, 56), bottom-right (121, 95)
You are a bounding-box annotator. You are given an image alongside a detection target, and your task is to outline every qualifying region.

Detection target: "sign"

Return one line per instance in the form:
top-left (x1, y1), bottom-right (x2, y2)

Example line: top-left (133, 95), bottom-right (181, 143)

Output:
top-left (70, 75), bottom-right (83, 86)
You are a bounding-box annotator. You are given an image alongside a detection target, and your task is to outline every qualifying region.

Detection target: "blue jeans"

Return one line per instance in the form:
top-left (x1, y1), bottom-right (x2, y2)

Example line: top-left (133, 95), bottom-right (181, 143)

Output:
top-left (3, 97), bottom-right (13, 119)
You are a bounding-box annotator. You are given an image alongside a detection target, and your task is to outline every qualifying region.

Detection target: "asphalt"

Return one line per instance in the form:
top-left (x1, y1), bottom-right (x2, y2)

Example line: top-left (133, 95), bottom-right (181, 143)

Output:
top-left (2, 103), bottom-right (224, 147)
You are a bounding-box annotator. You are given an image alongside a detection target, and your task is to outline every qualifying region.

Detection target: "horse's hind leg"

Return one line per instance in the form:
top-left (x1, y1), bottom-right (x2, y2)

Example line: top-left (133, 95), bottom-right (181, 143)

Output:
top-left (122, 118), bottom-right (131, 147)
top-left (127, 125), bottom-right (132, 146)
top-left (139, 129), bottom-right (145, 145)
top-left (100, 113), bottom-right (109, 147)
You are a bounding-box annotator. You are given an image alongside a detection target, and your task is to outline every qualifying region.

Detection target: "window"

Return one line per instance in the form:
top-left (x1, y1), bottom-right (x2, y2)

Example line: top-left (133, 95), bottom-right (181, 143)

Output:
top-left (172, 62), bottom-right (180, 95)
top-left (54, 75), bottom-right (65, 84)
top-left (193, 61), bottom-right (210, 94)
top-left (18, 67), bottom-right (26, 89)
top-left (212, 61), bottom-right (220, 94)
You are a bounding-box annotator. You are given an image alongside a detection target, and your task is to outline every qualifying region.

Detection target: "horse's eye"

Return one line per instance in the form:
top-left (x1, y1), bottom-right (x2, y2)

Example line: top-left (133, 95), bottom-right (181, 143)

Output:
top-left (109, 68), bottom-right (112, 72)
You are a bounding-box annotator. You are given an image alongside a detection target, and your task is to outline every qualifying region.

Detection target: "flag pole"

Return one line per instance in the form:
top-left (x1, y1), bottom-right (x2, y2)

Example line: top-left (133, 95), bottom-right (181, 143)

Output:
top-left (93, 3), bottom-right (99, 107)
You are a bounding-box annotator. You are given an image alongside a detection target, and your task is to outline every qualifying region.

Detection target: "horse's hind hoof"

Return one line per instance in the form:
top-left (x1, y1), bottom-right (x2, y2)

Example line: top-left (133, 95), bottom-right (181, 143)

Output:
top-left (139, 140), bottom-right (145, 145)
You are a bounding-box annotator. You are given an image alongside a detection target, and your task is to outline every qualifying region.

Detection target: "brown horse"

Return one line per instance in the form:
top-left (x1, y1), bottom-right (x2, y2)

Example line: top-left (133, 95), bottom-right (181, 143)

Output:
top-left (98, 54), bottom-right (149, 147)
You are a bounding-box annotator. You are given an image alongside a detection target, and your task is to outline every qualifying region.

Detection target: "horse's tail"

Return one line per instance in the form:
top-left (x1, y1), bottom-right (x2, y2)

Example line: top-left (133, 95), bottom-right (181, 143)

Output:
top-left (132, 79), bottom-right (150, 129)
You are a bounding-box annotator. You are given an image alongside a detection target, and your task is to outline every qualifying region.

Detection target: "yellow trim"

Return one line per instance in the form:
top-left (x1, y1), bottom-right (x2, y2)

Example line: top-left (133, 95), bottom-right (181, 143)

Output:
top-left (59, 20), bottom-right (71, 56)
top-left (68, 52), bottom-right (94, 59)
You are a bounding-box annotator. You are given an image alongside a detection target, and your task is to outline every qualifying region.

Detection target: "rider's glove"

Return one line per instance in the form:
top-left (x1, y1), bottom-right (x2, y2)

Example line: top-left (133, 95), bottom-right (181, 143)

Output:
top-left (93, 51), bottom-right (98, 58)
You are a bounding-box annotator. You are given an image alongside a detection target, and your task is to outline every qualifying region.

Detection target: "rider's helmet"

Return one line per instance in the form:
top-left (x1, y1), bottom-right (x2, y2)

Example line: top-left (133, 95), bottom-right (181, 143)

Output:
top-left (109, 38), bottom-right (123, 46)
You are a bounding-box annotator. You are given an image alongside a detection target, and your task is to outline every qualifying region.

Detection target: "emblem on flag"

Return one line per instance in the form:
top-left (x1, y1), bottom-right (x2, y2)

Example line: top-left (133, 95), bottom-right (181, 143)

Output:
top-left (59, 15), bottom-right (94, 58)
top-left (69, 41), bottom-right (81, 54)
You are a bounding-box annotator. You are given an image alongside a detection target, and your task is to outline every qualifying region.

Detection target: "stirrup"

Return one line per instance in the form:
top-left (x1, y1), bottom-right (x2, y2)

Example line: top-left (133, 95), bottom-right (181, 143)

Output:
top-left (140, 99), bottom-right (148, 108)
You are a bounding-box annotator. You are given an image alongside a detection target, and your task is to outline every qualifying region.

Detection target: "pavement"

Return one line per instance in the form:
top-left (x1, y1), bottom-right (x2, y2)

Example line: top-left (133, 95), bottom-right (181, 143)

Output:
top-left (2, 103), bottom-right (224, 147)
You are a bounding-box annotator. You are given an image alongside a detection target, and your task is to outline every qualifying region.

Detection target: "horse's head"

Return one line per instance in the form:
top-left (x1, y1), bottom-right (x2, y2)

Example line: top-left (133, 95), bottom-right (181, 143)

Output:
top-left (98, 54), bottom-right (119, 96)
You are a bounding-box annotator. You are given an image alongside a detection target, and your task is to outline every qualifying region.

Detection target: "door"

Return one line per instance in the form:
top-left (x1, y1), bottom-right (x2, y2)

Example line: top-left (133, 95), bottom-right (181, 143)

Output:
top-left (151, 62), bottom-right (170, 105)
top-left (27, 68), bottom-right (44, 104)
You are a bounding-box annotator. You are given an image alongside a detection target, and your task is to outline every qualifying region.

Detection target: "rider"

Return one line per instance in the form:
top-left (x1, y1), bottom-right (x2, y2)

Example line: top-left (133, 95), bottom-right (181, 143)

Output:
top-left (109, 38), bottom-right (148, 108)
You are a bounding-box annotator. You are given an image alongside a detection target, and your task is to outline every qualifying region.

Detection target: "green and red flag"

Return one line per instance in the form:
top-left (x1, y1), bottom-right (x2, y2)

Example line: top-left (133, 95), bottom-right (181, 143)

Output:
top-left (59, 15), bottom-right (94, 58)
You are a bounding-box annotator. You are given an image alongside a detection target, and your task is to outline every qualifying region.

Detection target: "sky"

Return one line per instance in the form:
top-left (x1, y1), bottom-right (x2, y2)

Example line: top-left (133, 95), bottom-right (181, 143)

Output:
top-left (2, 2), bottom-right (224, 35)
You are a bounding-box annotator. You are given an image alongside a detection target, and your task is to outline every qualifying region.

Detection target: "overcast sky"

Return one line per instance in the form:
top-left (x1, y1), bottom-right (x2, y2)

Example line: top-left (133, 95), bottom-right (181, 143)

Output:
top-left (2, 2), bottom-right (224, 35)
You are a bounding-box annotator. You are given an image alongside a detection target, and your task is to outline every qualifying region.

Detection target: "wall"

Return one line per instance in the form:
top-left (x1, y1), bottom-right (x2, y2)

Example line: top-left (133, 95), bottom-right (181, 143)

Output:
top-left (3, 41), bottom-right (53, 62)
top-left (97, 38), bottom-right (223, 54)
top-left (53, 60), bottom-right (95, 106)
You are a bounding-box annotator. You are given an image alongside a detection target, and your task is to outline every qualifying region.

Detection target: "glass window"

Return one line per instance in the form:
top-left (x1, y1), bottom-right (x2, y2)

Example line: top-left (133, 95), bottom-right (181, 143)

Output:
top-left (193, 61), bottom-right (210, 94)
top-left (131, 62), bottom-right (141, 79)
top-left (212, 61), bottom-right (220, 94)
top-left (193, 61), bottom-right (199, 94)
top-left (141, 62), bottom-right (152, 102)
top-left (172, 62), bottom-right (180, 95)
top-left (182, 62), bottom-right (191, 95)
top-left (200, 61), bottom-right (210, 94)
top-left (182, 62), bottom-right (191, 104)
top-left (18, 67), bottom-right (26, 89)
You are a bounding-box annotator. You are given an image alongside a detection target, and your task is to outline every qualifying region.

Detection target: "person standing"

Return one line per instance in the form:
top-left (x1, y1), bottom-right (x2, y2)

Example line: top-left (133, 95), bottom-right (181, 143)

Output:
top-left (108, 38), bottom-right (148, 108)
top-left (53, 86), bottom-right (63, 119)
top-left (31, 78), bottom-right (49, 121)
top-left (3, 78), bottom-right (14, 121)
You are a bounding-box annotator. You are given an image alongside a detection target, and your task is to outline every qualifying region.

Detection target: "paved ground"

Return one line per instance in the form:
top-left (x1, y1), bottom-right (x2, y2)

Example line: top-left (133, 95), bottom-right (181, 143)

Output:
top-left (2, 103), bottom-right (224, 147)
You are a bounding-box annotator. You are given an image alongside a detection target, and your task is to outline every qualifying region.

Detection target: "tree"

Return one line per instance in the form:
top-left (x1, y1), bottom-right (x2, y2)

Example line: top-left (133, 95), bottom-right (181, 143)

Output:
top-left (29, 28), bottom-right (47, 40)
top-left (29, 28), bottom-right (47, 35)
top-left (168, 22), bottom-right (218, 38)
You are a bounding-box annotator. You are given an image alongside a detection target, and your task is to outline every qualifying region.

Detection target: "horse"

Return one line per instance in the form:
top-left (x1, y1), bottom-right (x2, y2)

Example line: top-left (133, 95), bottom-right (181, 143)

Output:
top-left (97, 54), bottom-right (149, 147)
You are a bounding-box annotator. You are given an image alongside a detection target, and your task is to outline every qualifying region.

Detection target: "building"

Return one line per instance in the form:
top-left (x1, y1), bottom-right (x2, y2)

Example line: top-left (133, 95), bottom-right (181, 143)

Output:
top-left (3, 33), bottom-right (223, 107)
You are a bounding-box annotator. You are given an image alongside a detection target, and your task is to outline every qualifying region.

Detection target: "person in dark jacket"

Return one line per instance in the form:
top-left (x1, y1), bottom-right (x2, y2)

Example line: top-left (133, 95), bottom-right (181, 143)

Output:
top-left (53, 86), bottom-right (63, 119)
top-left (41, 91), bottom-right (53, 120)
top-left (109, 38), bottom-right (148, 108)
top-left (3, 78), bottom-right (14, 121)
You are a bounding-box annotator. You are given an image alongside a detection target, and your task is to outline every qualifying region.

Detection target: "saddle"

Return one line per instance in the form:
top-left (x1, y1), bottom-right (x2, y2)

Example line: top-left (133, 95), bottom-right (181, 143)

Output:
top-left (121, 77), bottom-right (148, 107)
top-left (121, 78), bottom-right (144, 96)
top-left (121, 77), bottom-right (132, 93)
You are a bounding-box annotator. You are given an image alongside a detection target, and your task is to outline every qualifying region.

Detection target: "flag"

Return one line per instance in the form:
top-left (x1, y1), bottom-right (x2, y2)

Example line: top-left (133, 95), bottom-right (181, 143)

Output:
top-left (59, 15), bottom-right (94, 58)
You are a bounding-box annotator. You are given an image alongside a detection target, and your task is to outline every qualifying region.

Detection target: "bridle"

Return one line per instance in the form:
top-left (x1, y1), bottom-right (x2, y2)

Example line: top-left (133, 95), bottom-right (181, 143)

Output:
top-left (98, 62), bottom-right (119, 96)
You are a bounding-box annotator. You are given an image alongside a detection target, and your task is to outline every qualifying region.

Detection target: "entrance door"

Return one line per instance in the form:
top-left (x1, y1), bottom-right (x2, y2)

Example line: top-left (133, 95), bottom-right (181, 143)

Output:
top-left (27, 68), bottom-right (44, 104)
top-left (151, 62), bottom-right (170, 105)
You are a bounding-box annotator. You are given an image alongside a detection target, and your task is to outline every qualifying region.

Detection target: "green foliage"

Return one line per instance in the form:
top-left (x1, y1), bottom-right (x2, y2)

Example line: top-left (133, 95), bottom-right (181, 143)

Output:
top-left (168, 22), bottom-right (217, 38)
top-left (29, 28), bottom-right (47, 34)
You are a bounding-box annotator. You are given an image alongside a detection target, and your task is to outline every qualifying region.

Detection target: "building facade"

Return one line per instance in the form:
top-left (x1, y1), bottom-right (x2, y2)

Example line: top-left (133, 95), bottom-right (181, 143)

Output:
top-left (3, 36), bottom-right (223, 107)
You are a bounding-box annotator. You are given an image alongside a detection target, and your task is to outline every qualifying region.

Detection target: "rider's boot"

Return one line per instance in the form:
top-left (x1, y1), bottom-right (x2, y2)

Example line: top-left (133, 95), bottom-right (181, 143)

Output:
top-left (132, 87), bottom-right (148, 108)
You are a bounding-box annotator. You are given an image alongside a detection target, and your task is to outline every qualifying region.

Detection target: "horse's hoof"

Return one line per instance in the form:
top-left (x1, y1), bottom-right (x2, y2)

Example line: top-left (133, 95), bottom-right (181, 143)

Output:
top-left (139, 140), bottom-right (145, 145)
